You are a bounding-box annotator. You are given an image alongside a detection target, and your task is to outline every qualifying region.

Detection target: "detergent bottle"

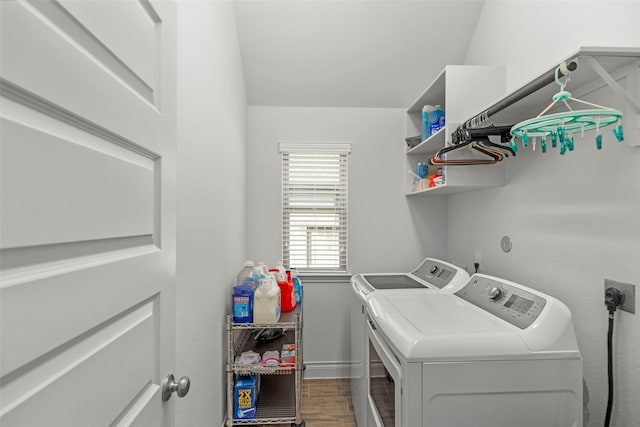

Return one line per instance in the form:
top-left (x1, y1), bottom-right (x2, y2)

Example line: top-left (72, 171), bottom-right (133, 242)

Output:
top-left (427, 105), bottom-right (445, 136)
top-left (274, 261), bottom-right (287, 283)
top-left (271, 265), bottom-right (296, 312)
top-left (256, 261), bottom-right (269, 279)
top-left (253, 273), bottom-right (281, 323)
top-left (422, 104), bottom-right (445, 140)
top-left (232, 261), bottom-right (259, 323)
top-left (421, 105), bottom-right (434, 141)
top-left (291, 269), bottom-right (302, 303)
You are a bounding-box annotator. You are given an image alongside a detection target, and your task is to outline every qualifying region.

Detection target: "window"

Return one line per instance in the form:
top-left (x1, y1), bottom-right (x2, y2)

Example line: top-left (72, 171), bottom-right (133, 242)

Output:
top-left (280, 142), bottom-right (350, 273)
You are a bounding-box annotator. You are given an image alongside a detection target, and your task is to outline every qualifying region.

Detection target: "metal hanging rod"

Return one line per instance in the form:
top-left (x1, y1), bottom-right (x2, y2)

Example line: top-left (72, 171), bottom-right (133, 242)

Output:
top-left (458, 60), bottom-right (578, 131)
top-left (451, 124), bottom-right (513, 145)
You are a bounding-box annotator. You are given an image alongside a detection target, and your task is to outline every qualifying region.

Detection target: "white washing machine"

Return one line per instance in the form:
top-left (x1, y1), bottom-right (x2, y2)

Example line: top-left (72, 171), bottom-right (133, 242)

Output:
top-left (365, 273), bottom-right (583, 427)
top-left (350, 258), bottom-right (470, 427)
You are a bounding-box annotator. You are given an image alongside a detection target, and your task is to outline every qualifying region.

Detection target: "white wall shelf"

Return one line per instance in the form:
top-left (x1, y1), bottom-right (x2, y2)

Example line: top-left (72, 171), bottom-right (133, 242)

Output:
top-left (482, 47), bottom-right (640, 148)
top-left (405, 65), bottom-right (507, 196)
top-left (407, 128), bottom-right (445, 156)
top-left (405, 47), bottom-right (640, 197)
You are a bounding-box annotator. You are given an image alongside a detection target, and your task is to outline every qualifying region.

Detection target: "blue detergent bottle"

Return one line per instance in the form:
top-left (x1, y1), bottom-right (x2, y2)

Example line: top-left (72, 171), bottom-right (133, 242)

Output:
top-left (428, 105), bottom-right (445, 136)
top-left (291, 269), bottom-right (302, 303)
top-left (232, 261), bottom-right (259, 323)
top-left (421, 105), bottom-right (434, 142)
top-left (232, 283), bottom-right (254, 323)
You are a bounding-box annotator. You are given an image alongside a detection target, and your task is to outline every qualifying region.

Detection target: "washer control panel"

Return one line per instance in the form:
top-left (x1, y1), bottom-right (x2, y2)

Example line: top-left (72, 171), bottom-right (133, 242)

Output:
top-left (455, 276), bottom-right (547, 329)
top-left (412, 259), bottom-right (456, 289)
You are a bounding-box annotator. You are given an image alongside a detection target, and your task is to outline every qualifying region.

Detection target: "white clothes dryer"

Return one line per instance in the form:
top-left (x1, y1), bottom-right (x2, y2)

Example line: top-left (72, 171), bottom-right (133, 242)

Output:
top-left (350, 258), bottom-right (470, 427)
top-left (365, 273), bottom-right (583, 427)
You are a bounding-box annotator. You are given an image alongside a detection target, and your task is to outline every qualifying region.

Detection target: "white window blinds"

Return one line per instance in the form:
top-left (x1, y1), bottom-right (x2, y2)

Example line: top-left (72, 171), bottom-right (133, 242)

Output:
top-left (280, 142), bottom-right (350, 272)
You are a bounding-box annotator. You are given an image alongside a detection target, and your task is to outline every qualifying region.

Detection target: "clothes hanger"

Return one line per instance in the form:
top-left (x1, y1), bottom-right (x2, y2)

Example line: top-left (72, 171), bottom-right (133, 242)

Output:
top-left (476, 137), bottom-right (516, 157)
top-left (431, 124), bottom-right (516, 166)
top-left (429, 137), bottom-right (504, 166)
top-left (430, 127), bottom-right (519, 166)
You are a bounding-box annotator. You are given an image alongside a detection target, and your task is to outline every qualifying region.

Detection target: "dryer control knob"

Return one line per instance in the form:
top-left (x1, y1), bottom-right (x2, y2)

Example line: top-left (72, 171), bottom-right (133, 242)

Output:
top-left (488, 287), bottom-right (503, 300)
top-left (430, 266), bottom-right (439, 274)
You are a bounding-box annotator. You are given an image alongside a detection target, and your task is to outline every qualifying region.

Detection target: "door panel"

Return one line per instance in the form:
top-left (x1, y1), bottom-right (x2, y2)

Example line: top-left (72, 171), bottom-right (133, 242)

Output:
top-left (0, 0), bottom-right (163, 141)
top-left (57, 0), bottom-right (158, 87)
top-left (0, 0), bottom-right (177, 426)
top-left (0, 116), bottom-right (155, 249)
top-left (1, 300), bottom-right (157, 426)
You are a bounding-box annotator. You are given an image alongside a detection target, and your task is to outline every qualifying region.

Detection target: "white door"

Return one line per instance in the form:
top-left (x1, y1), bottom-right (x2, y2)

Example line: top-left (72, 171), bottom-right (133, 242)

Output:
top-left (0, 1), bottom-right (180, 426)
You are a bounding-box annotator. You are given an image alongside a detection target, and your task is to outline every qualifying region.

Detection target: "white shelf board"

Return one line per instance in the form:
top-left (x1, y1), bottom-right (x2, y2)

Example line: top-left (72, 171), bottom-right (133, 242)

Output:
top-left (405, 181), bottom-right (502, 196)
top-left (406, 128), bottom-right (446, 155)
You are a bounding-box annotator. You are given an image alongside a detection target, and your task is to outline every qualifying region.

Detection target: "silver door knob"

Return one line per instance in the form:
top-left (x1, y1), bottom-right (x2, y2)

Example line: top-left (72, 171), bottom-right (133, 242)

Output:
top-left (161, 374), bottom-right (191, 401)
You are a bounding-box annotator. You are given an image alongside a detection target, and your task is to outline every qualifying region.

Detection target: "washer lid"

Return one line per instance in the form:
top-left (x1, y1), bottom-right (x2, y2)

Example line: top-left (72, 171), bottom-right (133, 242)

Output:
top-left (367, 293), bottom-right (530, 361)
top-left (361, 274), bottom-right (428, 289)
top-left (353, 258), bottom-right (469, 296)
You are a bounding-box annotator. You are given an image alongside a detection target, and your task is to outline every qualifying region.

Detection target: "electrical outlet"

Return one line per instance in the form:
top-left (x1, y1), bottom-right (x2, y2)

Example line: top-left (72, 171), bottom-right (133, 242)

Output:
top-left (604, 279), bottom-right (636, 314)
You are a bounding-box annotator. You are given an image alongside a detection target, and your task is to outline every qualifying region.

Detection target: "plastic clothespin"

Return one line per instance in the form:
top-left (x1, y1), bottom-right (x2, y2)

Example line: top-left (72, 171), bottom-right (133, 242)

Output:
top-left (596, 133), bottom-right (603, 150)
top-left (567, 135), bottom-right (574, 151)
top-left (559, 134), bottom-right (567, 155)
top-left (557, 126), bottom-right (566, 146)
top-left (613, 122), bottom-right (624, 142)
top-left (521, 132), bottom-right (529, 148)
top-left (540, 137), bottom-right (547, 153)
top-left (510, 137), bottom-right (519, 152)
top-left (551, 131), bottom-right (558, 148)
top-left (532, 137), bottom-right (537, 151)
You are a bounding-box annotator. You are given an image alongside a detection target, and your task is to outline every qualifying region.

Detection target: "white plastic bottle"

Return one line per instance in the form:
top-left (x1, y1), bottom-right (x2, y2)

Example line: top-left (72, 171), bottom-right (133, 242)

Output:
top-left (233, 261), bottom-right (259, 323)
top-left (421, 105), bottom-right (434, 142)
top-left (253, 273), bottom-right (281, 323)
top-left (236, 261), bottom-right (260, 288)
top-left (256, 261), bottom-right (269, 279)
top-left (275, 261), bottom-right (287, 283)
top-left (422, 105), bottom-right (446, 140)
top-left (428, 105), bottom-right (445, 136)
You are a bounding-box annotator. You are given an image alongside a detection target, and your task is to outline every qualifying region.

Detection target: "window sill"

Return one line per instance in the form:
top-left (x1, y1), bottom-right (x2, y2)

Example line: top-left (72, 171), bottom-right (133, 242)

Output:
top-left (298, 272), bottom-right (352, 283)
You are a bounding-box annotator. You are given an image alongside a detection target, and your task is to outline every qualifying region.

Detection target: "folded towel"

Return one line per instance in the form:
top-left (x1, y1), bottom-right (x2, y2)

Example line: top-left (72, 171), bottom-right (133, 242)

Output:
top-left (235, 350), bottom-right (261, 366)
top-left (262, 350), bottom-right (280, 367)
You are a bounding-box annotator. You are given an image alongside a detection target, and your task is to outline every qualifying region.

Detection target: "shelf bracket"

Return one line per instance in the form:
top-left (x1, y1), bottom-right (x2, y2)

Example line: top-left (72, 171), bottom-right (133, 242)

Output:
top-left (581, 55), bottom-right (640, 147)
top-left (581, 55), bottom-right (640, 114)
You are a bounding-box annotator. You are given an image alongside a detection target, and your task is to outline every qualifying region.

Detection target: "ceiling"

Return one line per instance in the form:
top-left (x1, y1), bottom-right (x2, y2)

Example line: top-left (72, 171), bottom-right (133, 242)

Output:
top-left (233, 0), bottom-right (486, 108)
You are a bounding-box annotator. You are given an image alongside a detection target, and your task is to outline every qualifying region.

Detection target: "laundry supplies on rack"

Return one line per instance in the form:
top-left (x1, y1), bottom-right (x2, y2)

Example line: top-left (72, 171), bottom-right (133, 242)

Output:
top-left (233, 375), bottom-right (260, 419)
top-left (253, 273), bottom-right (281, 324)
top-left (270, 268), bottom-right (297, 312)
top-left (232, 283), bottom-right (254, 323)
top-left (232, 261), bottom-right (261, 323)
top-left (236, 261), bottom-right (261, 288)
top-left (291, 270), bottom-right (303, 304)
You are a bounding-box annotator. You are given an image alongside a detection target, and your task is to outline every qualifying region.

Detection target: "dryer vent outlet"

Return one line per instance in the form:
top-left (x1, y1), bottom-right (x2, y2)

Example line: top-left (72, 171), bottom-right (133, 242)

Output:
top-left (604, 279), bottom-right (636, 314)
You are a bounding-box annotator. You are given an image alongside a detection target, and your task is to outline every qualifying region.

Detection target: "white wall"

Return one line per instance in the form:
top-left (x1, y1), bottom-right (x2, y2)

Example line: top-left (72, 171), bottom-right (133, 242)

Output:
top-left (247, 106), bottom-right (447, 376)
top-left (452, 2), bottom-right (640, 426)
top-left (247, 106), bottom-right (447, 274)
top-left (176, 1), bottom-right (247, 425)
top-left (465, 1), bottom-right (640, 93)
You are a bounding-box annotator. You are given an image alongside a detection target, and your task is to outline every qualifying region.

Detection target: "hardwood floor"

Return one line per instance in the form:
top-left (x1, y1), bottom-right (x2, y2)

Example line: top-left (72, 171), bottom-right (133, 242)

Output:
top-left (262, 378), bottom-right (357, 427)
top-left (300, 378), bottom-right (357, 427)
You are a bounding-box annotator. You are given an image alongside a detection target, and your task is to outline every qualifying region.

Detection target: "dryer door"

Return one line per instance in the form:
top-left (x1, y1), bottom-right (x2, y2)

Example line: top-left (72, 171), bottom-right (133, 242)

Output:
top-left (367, 317), bottom-right (401, 427)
